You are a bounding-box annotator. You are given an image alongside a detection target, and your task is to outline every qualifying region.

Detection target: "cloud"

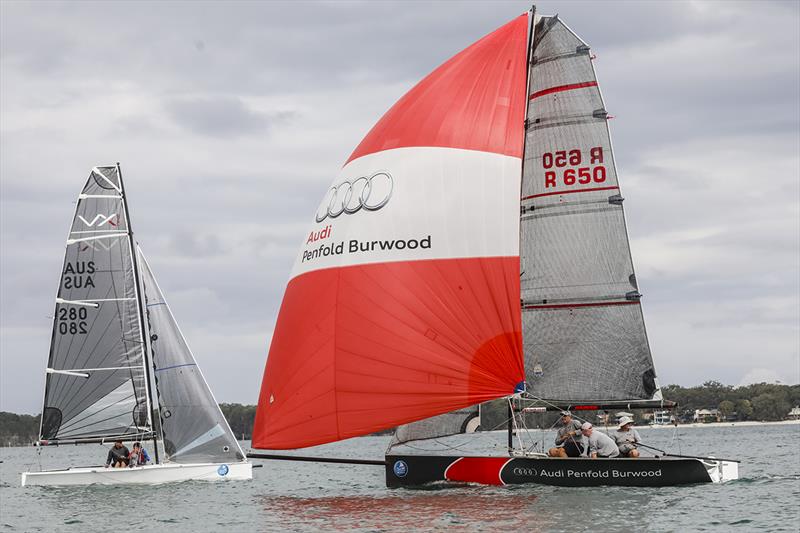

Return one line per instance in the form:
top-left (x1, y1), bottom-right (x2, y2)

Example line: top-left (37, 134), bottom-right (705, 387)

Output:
top-left (164, 96), bottom-right (295, 137)
top-left (1, 1), bottom-right (798, 414)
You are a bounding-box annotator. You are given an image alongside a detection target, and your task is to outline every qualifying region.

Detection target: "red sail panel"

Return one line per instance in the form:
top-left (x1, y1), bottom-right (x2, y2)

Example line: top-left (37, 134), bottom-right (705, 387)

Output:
top-left (253, 14), bottom-right (529, 450)
top-left (346, 14), bottom-right (529, 165)
top-left (254, 257), bottom-right (523, 449)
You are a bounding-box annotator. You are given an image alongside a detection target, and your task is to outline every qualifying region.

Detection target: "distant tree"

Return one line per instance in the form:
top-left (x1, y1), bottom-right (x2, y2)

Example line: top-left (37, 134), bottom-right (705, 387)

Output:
top-left (751, 393), bottom-right (790, 421)
top-left (735, 399), bottom-right (754, 421)
top-left (218, 403), bottom-right (256, 440)
top-left (0, 412), bottom-right (39, 446)
top-left (718, 400), bottom-right (735, 419)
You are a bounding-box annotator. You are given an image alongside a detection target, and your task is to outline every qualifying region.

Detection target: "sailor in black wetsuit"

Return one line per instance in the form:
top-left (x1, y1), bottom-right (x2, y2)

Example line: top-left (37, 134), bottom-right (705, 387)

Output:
top-left (105, 440), bottom-right (130, 468)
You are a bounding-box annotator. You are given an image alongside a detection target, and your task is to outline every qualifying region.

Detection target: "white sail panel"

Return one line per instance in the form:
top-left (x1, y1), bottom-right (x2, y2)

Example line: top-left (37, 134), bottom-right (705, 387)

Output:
top-left (290, 147), bottom-right (521, 279)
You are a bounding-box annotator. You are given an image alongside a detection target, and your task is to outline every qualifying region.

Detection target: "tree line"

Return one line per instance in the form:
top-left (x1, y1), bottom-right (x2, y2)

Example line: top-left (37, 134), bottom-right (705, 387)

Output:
top-left (662, 381), bottom-right (799, 422)
top-left (2, 383), bottom-right (798, 446)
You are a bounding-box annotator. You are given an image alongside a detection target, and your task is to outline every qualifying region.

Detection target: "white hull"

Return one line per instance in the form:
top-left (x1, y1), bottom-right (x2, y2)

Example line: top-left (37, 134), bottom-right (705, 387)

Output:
top-left (21, 461), bottom-right (252, 486)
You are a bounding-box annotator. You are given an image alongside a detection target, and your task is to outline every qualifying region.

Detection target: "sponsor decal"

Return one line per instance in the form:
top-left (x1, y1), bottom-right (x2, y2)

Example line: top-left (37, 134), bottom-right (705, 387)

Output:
top-left (301, 236), bottom-right (432, 264)
top-left (217, 464), bottom-right (229, 476)
top-left (512, 467), bottom-right (663, 479)
top-left (393, 460), bottom-right (408, 478)
top-left (316, 171), bottom-right (394, 222)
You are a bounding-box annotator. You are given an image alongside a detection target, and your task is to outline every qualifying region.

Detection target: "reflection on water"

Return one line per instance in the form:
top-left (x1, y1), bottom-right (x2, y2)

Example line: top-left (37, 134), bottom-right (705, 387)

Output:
top-left (259, 491), bottom-right (547, 531)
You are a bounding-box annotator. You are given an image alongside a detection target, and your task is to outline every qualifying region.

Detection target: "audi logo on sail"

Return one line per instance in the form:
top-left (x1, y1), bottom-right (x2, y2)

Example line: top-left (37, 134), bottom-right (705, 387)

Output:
top-left (315, 171), bottom-right (393, 222)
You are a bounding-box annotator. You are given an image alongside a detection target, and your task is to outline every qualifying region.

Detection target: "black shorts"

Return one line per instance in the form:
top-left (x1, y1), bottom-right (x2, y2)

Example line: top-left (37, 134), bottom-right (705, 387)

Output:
top-left (562, 439), bottom-right (584, 457)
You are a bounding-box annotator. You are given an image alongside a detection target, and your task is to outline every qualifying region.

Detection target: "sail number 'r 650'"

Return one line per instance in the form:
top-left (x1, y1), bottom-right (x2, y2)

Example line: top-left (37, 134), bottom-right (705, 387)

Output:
top-left (542, 147), bottom-right (607, 189)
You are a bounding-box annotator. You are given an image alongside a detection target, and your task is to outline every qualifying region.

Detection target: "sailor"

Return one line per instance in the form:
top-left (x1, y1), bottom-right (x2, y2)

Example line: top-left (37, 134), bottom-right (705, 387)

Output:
top-left (580, 422), bottom-right (620, 458)
top-left (548, 411), bottom-right (584, 458)
top-left (613, 416), bottom-right (641, 458)
top-left (105, 440), bottom-right (130, 468)
top-left (128, 442), bottom-right (151, 467)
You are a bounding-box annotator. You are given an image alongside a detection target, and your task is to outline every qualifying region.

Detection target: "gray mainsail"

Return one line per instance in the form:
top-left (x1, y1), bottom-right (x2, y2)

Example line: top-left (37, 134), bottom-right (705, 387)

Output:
top-left (138, 249), bottom-right (243, 463)
top-left (40, 166), bottom-right (151, 441)
top-left (520, 16), bottom-right (662, 405)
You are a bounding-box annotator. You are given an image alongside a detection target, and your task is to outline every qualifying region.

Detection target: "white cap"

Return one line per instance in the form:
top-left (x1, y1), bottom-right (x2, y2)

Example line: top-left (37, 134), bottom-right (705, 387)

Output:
top-left (580, 422), bottom-right (592, 430)
top-left (619, 416), bottom-right (634, 427)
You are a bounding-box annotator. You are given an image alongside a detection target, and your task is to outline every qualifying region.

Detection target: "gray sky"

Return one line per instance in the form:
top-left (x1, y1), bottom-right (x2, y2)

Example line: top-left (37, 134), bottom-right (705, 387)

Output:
top-left (1, 1), bottom-right (798, 414)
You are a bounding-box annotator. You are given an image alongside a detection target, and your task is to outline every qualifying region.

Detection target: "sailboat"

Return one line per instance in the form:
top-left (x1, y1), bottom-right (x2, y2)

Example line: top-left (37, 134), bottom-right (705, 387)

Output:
top-left (249, 8), bottom-right (739, 486)
top-left (21, 164), bottom-right (252, 486)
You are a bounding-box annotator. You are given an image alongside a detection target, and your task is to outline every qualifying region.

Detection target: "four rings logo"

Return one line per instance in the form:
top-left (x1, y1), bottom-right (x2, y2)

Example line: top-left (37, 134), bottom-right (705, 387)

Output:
top-left (513, 467), bottom-right (538, 476)
top-left (315, 171), bottom-right (394, 223)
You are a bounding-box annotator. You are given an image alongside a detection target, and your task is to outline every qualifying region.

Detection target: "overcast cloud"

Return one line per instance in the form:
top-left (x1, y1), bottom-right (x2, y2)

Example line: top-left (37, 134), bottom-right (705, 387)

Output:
top-left (1, 1), bottom-right (798, 414)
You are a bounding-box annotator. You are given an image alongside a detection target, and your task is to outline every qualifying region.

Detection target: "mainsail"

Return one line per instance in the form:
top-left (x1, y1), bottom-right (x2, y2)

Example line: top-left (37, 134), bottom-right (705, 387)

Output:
top-left (520, 16), bottom-right (662, 405)
top-left (253, 15), bottom-right (530, 450)
top-left (39, 166), bottom-right (151, 441)
top-left (138, 249), bottom-right (244, 463)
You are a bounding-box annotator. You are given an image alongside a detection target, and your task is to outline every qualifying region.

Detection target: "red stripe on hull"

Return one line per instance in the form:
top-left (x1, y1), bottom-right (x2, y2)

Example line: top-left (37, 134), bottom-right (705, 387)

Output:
top-left (444, 457), bottom-right (510, 486)
top-left (529, 81), bottom-right (598, 100)
top-left (522, 186), bottom-right (619, 200)
top-left (346, 15), bottom-right (529, 164)
top-left (253, 257), bottom-right (524, 450)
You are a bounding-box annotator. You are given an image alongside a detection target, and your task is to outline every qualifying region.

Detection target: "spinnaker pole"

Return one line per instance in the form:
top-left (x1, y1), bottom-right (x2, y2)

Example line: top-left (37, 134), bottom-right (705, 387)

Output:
top-left (117, 162), bottom-right (160, 464)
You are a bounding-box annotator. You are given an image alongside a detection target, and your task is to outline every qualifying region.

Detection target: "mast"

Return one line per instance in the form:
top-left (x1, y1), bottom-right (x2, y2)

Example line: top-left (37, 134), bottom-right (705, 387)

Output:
top-left (508, 3), bottom-right (537, 453)
top-left (117, 162), bottom-right (160, 463)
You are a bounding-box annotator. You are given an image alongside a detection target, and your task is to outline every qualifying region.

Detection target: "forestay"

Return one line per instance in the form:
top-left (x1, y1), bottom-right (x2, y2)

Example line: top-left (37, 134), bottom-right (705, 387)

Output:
top-left (138, 249), bottom-right (243, 463)
top-left (520, 16), bottom-right (662, 403)
top-left (40, 166), bottom-right (151, 441)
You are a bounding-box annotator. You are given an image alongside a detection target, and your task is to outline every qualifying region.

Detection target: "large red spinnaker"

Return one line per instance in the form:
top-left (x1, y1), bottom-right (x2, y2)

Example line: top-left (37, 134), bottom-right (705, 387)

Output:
top-left (253, 15), bottom-right (529, 449)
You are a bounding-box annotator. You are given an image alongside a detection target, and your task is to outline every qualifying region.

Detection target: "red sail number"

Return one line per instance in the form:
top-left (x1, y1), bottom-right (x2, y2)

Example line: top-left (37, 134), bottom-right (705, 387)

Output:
top-left (542, 147), bottom-right (606, 189)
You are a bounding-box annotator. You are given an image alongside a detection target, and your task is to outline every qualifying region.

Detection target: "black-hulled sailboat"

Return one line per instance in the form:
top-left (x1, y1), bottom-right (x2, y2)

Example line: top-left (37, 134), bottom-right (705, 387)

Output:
top-left (22, 165), bottom-right (251, 486)
top-left (249, 8), bottom-right (739, 487)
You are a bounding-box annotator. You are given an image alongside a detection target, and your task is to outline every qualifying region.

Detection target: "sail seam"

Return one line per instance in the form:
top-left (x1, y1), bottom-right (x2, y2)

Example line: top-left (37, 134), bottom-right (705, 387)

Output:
top-left (529, 81), bottom-right (597, 100)
top-left (523, 301), bottom-right (639, 310)
top-left (522, 186), bottom-right (619, 200)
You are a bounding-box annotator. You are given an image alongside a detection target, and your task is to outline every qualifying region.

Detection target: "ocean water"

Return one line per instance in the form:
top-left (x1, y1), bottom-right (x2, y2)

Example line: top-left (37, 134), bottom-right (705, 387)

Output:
top-left (1, 424), bottom-right (798, 532)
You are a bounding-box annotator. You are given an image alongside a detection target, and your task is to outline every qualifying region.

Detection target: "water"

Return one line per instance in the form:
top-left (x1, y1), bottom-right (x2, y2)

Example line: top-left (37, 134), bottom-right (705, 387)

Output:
top-left (1, 424), bottom-right (798, 532)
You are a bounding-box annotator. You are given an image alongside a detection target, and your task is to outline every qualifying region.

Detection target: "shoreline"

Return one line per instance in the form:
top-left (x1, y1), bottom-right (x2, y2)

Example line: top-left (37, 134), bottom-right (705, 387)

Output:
top-left (636, 419), bottom-right (800, 430)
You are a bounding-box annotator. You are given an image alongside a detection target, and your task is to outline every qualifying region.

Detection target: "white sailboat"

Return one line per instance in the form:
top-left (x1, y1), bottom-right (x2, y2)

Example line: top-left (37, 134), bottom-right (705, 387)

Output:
top-left (21, 164), bottom-right (252, 486)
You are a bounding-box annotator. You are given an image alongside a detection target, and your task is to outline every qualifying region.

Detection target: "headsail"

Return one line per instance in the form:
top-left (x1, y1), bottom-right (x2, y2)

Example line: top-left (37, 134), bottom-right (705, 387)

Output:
top-left (520, 16), bottom-right (662, 405)
top-left (39, 166), bottom-right (151, 441)
top-left (253, 15), bottom-right (530, 450)
top-left (138, 249), bottom-right (244, 463)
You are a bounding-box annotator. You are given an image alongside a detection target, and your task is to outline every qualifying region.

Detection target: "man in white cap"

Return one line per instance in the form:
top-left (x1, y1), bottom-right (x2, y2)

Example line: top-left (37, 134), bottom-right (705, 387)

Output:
top-left (613, 416), bottom-right (641, 457)
top-left (580, 422), bottom-right (619, 458)
top-left (548, 411), bottom-right (585, 458)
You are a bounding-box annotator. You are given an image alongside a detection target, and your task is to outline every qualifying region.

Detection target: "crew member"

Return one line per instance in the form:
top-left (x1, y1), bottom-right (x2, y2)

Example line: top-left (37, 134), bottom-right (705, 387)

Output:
top-left (581, 422), bottom-right (620, 458)
top-left (613, 416), bottom-right (641, 458)
top-left (105, 440), bottom-right (129, 468)
top-left (548, 411), bottom-right (584, 458)
top-left (128, 442), bottom-right (151, 467)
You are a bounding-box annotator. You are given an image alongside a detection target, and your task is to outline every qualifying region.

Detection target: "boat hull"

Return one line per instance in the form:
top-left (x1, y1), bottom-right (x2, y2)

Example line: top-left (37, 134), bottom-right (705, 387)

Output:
top-left (385, 455), bottom-right (738, 487)
top-left (21, 461), bottom-right (252, 486)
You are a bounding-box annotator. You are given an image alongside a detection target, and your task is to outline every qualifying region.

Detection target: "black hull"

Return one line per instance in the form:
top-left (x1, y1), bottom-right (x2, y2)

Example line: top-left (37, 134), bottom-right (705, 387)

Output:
top-left (386, 455), bottom-right (714, 487)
